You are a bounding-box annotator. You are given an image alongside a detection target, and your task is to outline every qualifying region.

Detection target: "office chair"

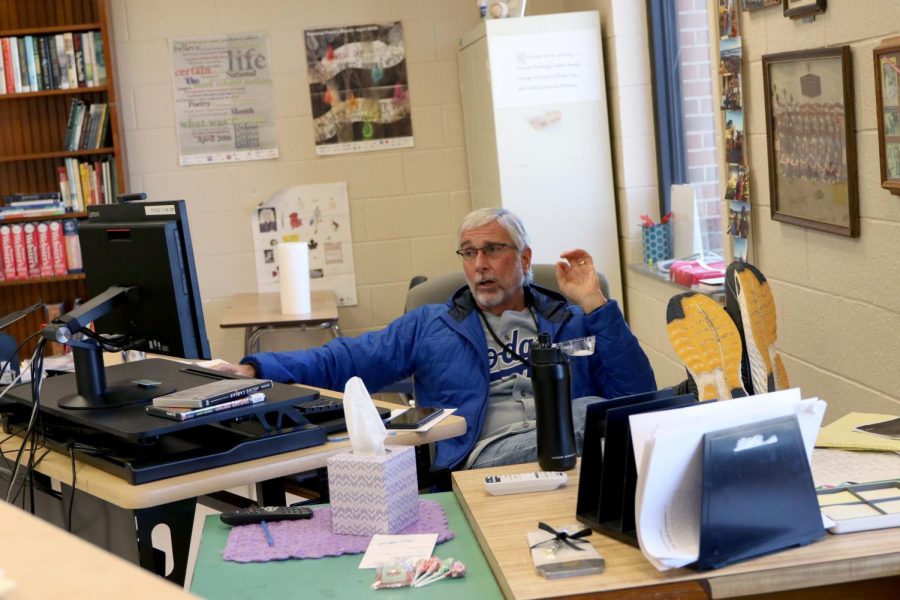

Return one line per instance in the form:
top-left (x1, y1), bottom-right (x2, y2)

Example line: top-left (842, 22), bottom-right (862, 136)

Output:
top-left (386, 264), bottom-right (610, 490)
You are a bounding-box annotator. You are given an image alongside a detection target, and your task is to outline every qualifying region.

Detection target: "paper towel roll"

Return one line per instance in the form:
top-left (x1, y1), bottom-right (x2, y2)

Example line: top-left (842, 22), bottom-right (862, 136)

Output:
top-left (277, 242), bottom-right (312, 315)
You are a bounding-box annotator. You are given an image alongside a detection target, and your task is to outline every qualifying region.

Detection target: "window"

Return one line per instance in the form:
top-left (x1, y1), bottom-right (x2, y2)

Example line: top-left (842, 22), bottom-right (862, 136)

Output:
top-left (647, 0), bottom-right (723, 256)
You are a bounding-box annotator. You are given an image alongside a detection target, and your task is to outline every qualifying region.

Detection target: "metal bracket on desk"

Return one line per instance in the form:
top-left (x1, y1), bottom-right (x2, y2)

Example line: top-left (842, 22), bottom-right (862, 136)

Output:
top-left (245, 320), bottom-right (342, 355)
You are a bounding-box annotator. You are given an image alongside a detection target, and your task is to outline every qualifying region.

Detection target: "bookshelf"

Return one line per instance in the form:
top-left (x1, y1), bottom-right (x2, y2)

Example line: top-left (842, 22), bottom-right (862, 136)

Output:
top-left (0, 0), bottom-right (126, 356)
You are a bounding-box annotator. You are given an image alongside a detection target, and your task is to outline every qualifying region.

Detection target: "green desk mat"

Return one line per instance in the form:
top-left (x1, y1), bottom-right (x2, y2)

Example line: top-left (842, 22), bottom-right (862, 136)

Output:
top-left (190, 492), bottom-right (503, 599)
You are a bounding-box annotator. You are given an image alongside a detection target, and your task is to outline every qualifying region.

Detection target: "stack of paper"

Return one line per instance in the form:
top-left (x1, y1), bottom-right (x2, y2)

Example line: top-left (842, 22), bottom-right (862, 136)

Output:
top-left (629, 389), bottom-right (827, 571)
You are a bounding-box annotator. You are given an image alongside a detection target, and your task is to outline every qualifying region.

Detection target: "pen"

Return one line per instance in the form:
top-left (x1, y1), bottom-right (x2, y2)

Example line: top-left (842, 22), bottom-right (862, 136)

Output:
top-left (260, 520), bottom-right (274, 546)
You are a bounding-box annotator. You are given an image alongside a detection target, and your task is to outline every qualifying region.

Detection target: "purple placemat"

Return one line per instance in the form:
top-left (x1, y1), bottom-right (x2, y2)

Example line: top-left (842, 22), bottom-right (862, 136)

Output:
top-left (222, 499), bottom-right (454, 562)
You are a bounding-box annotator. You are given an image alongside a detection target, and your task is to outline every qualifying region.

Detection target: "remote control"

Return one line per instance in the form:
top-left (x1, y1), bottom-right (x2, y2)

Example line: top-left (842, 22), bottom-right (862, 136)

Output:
top-left (220, 505), bottom-right (313, 526)
top-left (483, 471), bottom-right (568, 496)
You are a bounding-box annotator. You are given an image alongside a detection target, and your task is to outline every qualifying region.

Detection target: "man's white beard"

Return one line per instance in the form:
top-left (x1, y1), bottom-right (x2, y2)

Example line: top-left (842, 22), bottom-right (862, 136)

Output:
top-left (468, 269), bottom-right (525, 309)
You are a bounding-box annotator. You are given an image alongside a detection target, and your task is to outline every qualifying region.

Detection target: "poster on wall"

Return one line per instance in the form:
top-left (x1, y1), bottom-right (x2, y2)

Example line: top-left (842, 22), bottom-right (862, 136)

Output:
top-left (304, 22), bottom-right (413, 155)
top-left (170, 32), bottom-right (279, 165)
top-left (252, 183), bottom-right (358, 306)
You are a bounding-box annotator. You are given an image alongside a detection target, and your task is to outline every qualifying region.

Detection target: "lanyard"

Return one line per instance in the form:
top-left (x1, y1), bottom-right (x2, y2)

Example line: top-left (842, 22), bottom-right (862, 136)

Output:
top-left (476, 305), bottom-right (541, 369)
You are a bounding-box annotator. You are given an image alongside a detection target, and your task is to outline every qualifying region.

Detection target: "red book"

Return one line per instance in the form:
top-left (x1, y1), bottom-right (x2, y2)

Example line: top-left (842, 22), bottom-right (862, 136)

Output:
top-left (1, 38), bottom-right (14, 93)
top-left (36, 222), bottom-right (54, 277)
top-left (11, 224), bottom-right (28, 279)
top-left (0, 226), bottom-right (17, 280)
top-left (48, 220), bottom-right (68, 276)
top-left (56, 166), bottom-right (71, 209)
top-left (23, 222), bottom-right (41, 279)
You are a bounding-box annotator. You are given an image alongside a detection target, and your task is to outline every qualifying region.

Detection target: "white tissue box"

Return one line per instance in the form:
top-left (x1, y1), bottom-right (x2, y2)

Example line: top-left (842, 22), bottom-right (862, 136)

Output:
top-left (327, 445), bottom-right (419, 535)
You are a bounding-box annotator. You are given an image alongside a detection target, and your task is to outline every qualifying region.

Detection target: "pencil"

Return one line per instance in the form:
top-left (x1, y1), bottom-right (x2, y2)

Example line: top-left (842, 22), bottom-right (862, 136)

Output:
top-left (260, 520), bottom-right (274, 546)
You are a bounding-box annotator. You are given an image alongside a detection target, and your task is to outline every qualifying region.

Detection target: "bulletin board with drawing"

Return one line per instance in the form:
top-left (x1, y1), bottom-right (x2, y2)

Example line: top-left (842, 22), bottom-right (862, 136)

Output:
top-left (251, 183), bottom-right (358, 306)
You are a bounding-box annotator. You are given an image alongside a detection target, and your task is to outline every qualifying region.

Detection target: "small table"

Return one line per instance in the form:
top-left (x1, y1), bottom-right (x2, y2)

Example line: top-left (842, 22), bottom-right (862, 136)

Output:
top-left (219, 291), bottom-right (342, 355)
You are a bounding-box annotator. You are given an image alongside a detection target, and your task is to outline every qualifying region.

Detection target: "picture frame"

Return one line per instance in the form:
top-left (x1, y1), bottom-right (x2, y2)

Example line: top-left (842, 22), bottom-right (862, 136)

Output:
top-left (762, 46), bottom-right (858, 237)
top-left (743, 0), bottom-right (780, 11)
top-left (783, 0), bottom-right (826, 20)
top-left (874, 36), bottom-right (900, 196)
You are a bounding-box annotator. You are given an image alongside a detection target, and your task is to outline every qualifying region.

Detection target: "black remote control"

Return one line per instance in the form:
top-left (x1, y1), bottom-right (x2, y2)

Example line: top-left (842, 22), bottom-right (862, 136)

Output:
top-left (220, 505), bottom-right (313, 526)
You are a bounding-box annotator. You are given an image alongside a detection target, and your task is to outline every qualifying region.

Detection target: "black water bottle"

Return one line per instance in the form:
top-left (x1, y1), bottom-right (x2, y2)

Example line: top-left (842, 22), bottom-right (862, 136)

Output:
top-left (532, 333), bottom-right (577, 471)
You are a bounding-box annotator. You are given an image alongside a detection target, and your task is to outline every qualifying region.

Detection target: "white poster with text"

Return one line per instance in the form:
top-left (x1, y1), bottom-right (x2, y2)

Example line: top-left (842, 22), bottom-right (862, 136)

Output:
top-left (171, 32), bottom-right (279, 165)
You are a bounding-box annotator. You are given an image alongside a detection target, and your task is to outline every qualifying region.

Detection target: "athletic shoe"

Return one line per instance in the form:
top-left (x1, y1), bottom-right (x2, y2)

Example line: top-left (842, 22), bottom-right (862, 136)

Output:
top-left (666, 292), bottom-right (747, 402)
top-left (724, 261), bottom-right (789, 395)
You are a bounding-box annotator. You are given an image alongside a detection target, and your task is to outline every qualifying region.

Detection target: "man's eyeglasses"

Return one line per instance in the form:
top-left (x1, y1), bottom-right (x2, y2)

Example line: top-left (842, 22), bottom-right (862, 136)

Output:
top-left (455, 243), bottom-right (516, 261)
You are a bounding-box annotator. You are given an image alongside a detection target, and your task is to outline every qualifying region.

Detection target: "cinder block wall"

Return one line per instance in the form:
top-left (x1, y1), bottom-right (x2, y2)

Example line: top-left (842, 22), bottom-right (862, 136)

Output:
top-left (109, 0), bottom-right (479, 361)
top-left (739, 1), bottom-right (900, 420)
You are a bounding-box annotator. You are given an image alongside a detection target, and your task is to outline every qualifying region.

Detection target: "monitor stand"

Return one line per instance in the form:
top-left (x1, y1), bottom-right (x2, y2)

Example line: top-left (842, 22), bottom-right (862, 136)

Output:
top-left (58, 342), bottom-right (176, 410)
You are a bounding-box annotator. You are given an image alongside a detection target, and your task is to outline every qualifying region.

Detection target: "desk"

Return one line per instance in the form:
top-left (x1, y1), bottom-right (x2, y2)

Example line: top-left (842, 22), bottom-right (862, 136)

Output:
top-left (220, 291), bottom-right (342, 355)
top-left (189, 492), bottom-right (502, 599)
top-left (452, 462), bottom-right (900, 599)
top-left (0, 500), bottom-right (193, 599)
top-left (0, 401), bottom-right (465, 587)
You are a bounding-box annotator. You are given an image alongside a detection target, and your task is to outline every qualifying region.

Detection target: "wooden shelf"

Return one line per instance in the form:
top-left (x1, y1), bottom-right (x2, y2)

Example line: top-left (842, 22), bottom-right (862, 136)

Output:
top-left (0, 212), bottom-right (87, 225)
top-left (0, 22), bottom-right (100, 37)
top-left (0, 148), bottom-right (115, 163)
top-left (0, 85), bottom-right (110, 101)
top-left (0, 273), bottom-right (86, 288)
top-left (0, 0), bottom-right (123, 357)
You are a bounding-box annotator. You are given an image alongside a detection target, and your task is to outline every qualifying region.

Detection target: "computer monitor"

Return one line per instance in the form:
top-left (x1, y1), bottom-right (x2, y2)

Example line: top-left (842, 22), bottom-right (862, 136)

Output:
top-left (42, 199), bottom-right (212, 409)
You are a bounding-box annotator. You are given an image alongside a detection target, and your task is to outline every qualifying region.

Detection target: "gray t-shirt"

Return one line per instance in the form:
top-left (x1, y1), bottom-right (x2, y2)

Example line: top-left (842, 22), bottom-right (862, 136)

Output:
top-left (464, 308), bottom-right (538, 468)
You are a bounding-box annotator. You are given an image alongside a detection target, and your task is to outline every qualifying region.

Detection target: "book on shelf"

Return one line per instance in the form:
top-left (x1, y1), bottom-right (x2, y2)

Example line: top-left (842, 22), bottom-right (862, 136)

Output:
top-left (13, 37), bottom-right (25, 93)
top-left (48, 220), bottom-right (68, 276)
top-left (62, 32), bottom-right (77, 89)
top-left (24, 35), bottom-right (38, 91)
top-left (62, 219), bottom-right (82, 274)
top-left (16, 37), bottom-right (28, 93)
top-left (93, 32), bottom-right (106, 86)
top-left (54, 33), bottom-right (69, 90)
top-left (0, 39), bottom-right (6, 94)
top-left (151, 378), bottom-right (273, 408)
top-left (82, 33), bottom-right (94, 87)
top-left (1, 38), bottom-right (13, 93)
top-left (146, 392), bottom-right (267, 421)
top-left (72, 32), bottom-right (85, 88)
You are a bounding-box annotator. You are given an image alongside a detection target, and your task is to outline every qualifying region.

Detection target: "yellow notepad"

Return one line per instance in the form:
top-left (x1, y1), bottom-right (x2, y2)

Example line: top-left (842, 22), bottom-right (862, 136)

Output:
top-left (816, 412), bottom-right (900, 452)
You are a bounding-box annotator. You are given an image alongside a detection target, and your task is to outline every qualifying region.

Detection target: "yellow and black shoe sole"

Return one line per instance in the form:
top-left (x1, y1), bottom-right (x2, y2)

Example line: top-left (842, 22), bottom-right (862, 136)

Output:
top-left (726, 262), bottom-right (789, 394)
top-left (666, 292), bottom-right (747, 402)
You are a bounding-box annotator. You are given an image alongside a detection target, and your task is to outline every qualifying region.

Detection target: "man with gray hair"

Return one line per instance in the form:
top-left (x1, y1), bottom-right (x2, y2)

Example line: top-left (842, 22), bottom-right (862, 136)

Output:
top-left (217, 208), bottom-right (655, 470)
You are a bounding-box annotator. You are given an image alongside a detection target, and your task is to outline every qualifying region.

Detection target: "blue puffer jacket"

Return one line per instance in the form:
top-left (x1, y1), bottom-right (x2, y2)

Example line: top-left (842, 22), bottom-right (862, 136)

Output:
top-left (242, 285), bottom-right (656, 469)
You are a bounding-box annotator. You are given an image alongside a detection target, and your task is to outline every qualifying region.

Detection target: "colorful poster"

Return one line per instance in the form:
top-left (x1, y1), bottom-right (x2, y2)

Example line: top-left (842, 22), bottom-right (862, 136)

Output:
top-left (304, 22), bottom-right (413, 155)
top-left (170, 32), bottom-right (279, 165)
top-left (252, 183), bottom-right (357, 306)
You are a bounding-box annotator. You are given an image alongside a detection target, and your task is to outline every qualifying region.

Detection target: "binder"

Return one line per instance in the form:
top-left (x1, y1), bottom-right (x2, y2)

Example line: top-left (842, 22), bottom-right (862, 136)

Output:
top-left (576, 388), bottom-right (696, 546)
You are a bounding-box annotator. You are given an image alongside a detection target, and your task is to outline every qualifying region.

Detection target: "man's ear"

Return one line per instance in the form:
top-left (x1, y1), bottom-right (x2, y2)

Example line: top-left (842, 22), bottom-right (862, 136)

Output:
top-left (520, 246), bottom-right (533, 273)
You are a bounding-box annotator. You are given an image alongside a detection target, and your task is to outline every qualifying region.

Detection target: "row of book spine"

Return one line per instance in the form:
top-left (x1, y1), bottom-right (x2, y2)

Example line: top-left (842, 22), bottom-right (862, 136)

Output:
top-left (0, 219), bottom-right (82, 282)
top-left (58, 157), bottom-right (118, 211)
top-left (64, 99), bottom-right (109, 150)
top-left (0, 31), bottom-right (106, 95)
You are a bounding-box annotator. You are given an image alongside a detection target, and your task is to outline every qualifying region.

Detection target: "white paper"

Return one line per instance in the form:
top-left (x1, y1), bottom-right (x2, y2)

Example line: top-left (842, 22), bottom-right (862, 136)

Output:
top-left (358, 534), bottom-right (437, 569)
top-left (276, 242), bottom-right (311, 315)
top-left (630, 389), bottom-right (827, 571)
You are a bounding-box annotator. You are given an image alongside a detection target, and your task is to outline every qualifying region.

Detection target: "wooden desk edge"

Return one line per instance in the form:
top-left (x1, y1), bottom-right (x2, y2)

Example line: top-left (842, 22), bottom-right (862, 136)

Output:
top-left (451, 464), bottom-right (900, 600)
top-left (4, 405), bottom-right (465, 510)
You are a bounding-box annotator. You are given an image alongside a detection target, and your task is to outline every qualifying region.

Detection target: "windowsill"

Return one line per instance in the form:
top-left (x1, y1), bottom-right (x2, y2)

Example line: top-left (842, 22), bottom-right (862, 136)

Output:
top-left (626, 263), bottom-right (725, 302)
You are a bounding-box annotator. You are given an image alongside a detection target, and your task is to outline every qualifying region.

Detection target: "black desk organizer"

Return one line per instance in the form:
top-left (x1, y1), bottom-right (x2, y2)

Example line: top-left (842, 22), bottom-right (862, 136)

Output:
top-left (576, 388), bottom-right (696, 546)
top-left (3, 359), bottom-right (331, 484)
top-left (576, 390), bottom-right (825, 569)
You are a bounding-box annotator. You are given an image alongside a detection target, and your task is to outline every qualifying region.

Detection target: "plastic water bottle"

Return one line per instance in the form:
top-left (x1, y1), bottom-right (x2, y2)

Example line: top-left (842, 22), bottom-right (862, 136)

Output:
top-left (531, 333), bottom-right (577, 471)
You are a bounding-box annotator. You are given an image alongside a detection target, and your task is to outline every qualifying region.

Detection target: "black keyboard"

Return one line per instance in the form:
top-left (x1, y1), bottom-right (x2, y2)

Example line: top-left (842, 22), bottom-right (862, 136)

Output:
top-left (294, 396), bottom-right (392, 433)
top-left (295, 395), bottom-right (344, 415)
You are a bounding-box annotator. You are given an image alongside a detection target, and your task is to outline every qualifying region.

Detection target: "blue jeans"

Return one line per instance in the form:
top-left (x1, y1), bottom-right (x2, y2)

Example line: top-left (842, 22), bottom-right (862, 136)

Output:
top-left (467, 396), bottom-right (600, 469)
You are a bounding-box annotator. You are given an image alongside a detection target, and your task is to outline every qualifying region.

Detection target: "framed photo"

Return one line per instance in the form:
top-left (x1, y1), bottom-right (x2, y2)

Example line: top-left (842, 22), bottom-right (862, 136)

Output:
top-left (874, 36), bottom-right (900, 195)
top-left (744, 0), bottom-right (780, 11)
top-left (783, 0), bottom-right (826, 19)
top-left (762, 46), bottom-right (858, 237)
